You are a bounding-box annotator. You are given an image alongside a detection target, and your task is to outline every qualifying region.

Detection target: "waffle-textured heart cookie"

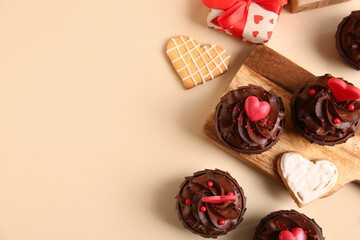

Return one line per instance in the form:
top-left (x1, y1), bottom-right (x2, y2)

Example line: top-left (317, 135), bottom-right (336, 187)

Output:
top-left (277, 152), bottom-right (338, 208)
top-left (166, 36), bottom-right (230, 89)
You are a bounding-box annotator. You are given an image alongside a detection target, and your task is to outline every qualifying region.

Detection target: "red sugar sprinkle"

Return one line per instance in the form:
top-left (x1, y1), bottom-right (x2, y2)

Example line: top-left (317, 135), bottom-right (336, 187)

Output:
top-left (267, 116), bottom-right (269, 118)
top-left (237, 118), bottom-right (240, 120)
top-left (239, 121), bottom-right (243, 124)
top-left (237, 109), bottom-right (240, 112)
top-left (263, 93), bottom-right (266, 96)
top-left (219, 219), bottom-right (225, 225)
top-left (268, 121), bottom-right (271, 124)
top-left (304, 220), bottom-right (307, 223)
top-left (250, 129), bottom-right (253, 131)
top-left (258, 135), bottom-right (260, 137)
top-left (207, 181), bottom-right (214, 187)
top-left (305, 231), bottom-right (308, 234)
top-left (275, 221), bottom-right (279, 224)
top-left (200, 206), bottom-right (207, 212)
top-left (334, 118), bottom-right (341, 124)
top-left (348, 104), bottom-right (355, 111)
top-left (263, 130), bottom-right (265, 133)
top-left (245, 125), bottom-right (248, 128)
top-left (278, 226), bottom-right (280, 228)
top-left (309, 134), bottom-right (313, 137)
top-left (243, 89), bottom-right (246, 92)
top-left (309, 89), bottom-right (316, 95)
top-left (308, 230), bottom-right (311, 233)
top-left (229, 109), bottom-right (232, 112)
top-left (227, 191), bottom-right (234, 196)
top-left (185, 199), bottom-right (192, 205)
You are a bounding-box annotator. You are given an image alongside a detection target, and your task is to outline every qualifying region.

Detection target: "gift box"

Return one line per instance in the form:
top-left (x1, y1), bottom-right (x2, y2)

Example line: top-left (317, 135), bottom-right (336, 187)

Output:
top-left (289, 0), bottom-right (351, 13)
top-left (203, 0), bottom-right (288, 44)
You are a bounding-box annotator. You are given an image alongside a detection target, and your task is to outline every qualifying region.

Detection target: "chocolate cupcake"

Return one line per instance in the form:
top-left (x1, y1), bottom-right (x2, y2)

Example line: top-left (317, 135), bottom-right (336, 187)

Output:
top-left (291, 74), bottom-right (360, 145)
top-left (175, 169), bottom-right (246, 238)
top-left (214, 85), bottom-right (285, 154)
top-left (335, 10), bottom-right (360, 70)
top-left (253, 210), bottom-right (324, 240)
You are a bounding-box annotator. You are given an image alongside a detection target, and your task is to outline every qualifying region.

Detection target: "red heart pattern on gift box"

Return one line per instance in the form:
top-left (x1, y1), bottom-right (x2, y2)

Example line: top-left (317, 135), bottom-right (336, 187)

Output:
top-left (253, 31), bottom-right (259, 37)
top-left (254, 15), bottom-right (263, 24)
top-left (327, 77), bottom-right (360, 102)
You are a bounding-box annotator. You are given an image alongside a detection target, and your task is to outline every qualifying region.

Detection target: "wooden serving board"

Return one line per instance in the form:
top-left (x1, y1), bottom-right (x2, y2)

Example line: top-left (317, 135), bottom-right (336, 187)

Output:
top-left (203, 46), bottom-right (360, 200)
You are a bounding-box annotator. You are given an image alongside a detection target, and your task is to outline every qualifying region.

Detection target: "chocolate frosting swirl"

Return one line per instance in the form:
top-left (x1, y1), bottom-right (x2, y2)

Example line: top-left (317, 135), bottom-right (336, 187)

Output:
top-left (214, 85), bottom-right (285, 154)
top-left (176, 169), bottom-right (246, 238)
top-left (336, 10), bottom-right (360, 70)
top-left (253, 210), bottom-right (324, 240)
top-left (291, 74), bottom-right (360, 145)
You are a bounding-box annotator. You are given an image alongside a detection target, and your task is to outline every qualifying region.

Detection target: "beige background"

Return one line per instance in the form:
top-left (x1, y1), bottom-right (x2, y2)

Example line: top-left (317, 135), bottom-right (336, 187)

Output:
top-left (0, 0), bottom-right (359, 239)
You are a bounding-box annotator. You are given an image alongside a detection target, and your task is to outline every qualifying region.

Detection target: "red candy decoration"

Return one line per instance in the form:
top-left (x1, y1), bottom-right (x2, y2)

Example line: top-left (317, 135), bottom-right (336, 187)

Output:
top-left (185, 199), bottom-right (192, 205)
top-left (202, 195), bottom-right (237, 204)
top-left (200, 206), bottom-right (207, 212)
top-left (334, 118), bottom-right (341, 124)
top-left (328, 78), bottom-right (360, 102)
top-left (207, 181), bottom-right (214, 187)
top-left (244, 96), bottom-right (271, 122)
top-left (279, 228), bottom-right (306, 240)
top-left (219, 219), bottom-right (225, 225)
top-left (309, 89), bottom-right (316, 95)
top-left (227, 191), bottom-right (234, 196)
top-left (348, 104), bottom-right (355, 111)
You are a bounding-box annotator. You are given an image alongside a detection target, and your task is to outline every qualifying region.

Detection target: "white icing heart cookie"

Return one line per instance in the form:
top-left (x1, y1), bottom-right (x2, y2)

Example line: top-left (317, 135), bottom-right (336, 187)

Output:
top-left (277, 152), bottom-right (338, 207)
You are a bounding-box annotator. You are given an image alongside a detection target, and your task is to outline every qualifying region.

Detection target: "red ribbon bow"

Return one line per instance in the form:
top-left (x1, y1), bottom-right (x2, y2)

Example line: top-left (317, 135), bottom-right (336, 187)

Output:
top-left (203, 0), bottom-right (287, 39)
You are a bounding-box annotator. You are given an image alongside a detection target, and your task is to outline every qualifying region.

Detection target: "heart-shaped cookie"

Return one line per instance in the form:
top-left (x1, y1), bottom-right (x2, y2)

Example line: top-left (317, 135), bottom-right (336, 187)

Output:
top-left (244, 96), bottom-right (270, 122)
top-left (277, 152), bottom-right (338, 207)
top-left (167, 36), bottom-right (230, 89)
top-left (328, 77), bottom-right (360, 101)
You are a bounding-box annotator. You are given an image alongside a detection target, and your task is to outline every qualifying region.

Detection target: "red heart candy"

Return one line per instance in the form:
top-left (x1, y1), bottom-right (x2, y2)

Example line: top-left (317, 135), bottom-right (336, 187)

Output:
top-left (328, 78), bottom-right (360, 101)
top-left (201, 195), bottom-right (237, 204)
top-left (254, 15), bottom-right (263, 24)
top-left (244, 96), bottom-right (270, 122)
top-left (279, 228), bottom-right (306, 240)
top-left (252, 31), bottom-right (259, 37)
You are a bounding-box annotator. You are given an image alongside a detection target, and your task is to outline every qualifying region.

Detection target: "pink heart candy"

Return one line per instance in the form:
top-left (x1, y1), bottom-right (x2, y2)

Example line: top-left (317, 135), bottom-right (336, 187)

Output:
top-left (244, 96), bottom-right (270, 122)
top-left (279, 228), bottom-right (306, 240)
top-left (201, 195), bottom-right (237, 204)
